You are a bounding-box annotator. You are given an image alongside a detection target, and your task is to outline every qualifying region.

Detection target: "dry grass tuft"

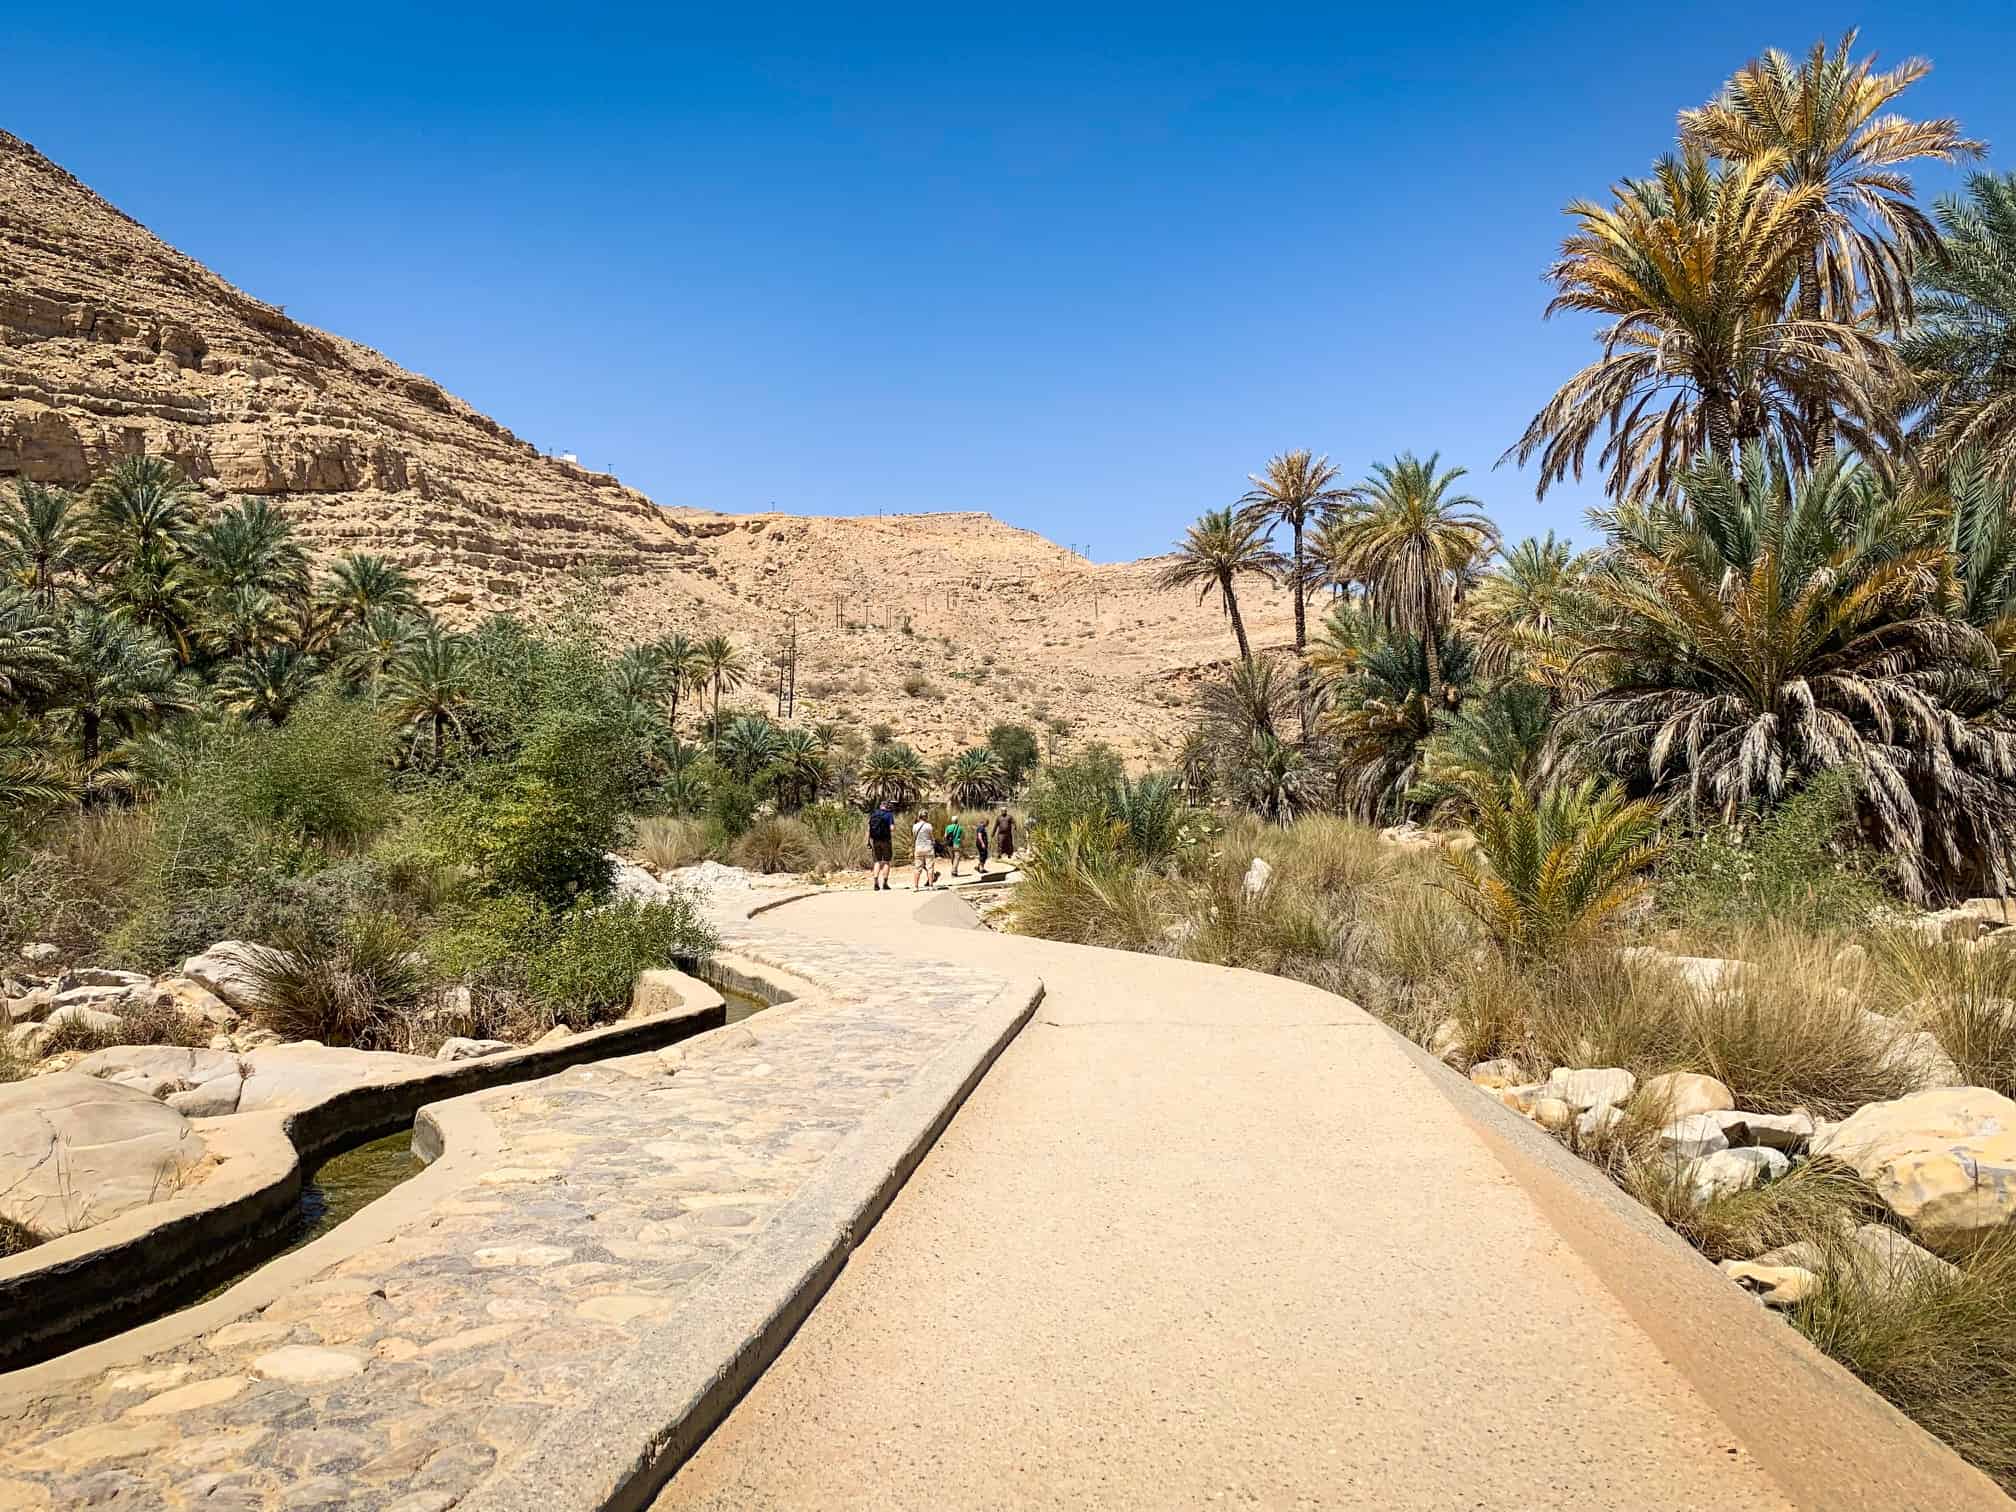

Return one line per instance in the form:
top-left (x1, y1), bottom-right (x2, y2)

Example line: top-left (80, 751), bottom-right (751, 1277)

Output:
top-left (636, 815), bottom-right (712, 872)
top-left (731, 817), bottom-right (818, 875)
top-left (1872, 931), bottom-right (2016, 1098)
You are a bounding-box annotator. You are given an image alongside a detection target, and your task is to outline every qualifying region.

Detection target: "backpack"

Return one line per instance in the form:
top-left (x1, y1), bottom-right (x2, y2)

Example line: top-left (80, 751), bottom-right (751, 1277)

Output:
top-left (868, 810), bottom-right (894, 842)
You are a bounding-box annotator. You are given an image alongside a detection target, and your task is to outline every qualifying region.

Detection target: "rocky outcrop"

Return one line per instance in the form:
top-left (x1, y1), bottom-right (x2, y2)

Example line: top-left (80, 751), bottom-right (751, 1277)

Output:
top-left (0, 1073), bottom-right (207, 1238)
top-left (1813, 1087), bottom-right (2016, 1256)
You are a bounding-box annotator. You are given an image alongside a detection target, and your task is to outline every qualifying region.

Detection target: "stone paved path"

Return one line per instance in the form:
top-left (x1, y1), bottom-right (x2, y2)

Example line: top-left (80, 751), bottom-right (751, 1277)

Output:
top-left (0, 910), bottom-right (1017, 1511)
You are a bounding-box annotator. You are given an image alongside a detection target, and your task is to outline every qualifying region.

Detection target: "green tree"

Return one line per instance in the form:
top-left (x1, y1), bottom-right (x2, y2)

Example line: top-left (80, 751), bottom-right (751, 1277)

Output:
top-left (1238, 451), bottom-right (1348, 720)
top-left (1902, 173), bottom-right (2016, 480)
top-left (698, 634), bottom-right (746, 740)
top-left (320, 553), bottom-right (420, 630)
top-left (946, 746), bottom-right (1007, 807)
top-left (384, 624), bottom-right (472, 765)
top-left (860, 742), bottom-right (927, 808)
top-left (0, 481), bottom-right (82, 612)
top-left (48, 605), bottom-right (192, 765)
top-left (1154, 506), bottom-right (1283, 662)
top-left (216, 645), bottom-right (320, 725)
top-left (986, 722), bottom-right (1041, 789)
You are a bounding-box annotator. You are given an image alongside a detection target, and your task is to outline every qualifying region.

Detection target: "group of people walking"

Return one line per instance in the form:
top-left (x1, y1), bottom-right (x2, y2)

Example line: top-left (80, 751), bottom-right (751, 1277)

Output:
top-left (866, 804), bottom-right (1015, 892)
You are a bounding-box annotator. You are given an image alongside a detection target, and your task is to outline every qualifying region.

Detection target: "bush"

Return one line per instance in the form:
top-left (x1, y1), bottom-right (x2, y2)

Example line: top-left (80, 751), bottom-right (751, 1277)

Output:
top-left (1012, 818), bottom-right (1173, 951)
top-left (987, 723), bottom-right (1040, 788)
top-left (243, 912), bottom-right (430, 1050)
top-left (1872, 932), bottom-right (2016, 1098)
top-left (732, 817), bottom-right (817, 874)
top-left (636, 815), bottom-right (712, 871)
top-left (706, 777), bottom-right (759, 842)
top-left (0, 807), bottom-right (153, 962)
top-left (524, 893), bottom-right (718, 1027)
top-left (901, 674), bottom-right (938, 699)
top-left (1659, 771), bottom-right (1887, 935)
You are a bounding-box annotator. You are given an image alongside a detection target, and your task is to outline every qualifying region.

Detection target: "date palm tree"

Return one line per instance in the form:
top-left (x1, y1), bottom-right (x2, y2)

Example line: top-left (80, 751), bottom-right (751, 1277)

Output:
top-left (648, 631), bottom-right (706, 735)
top-left (189, 496), bottom-right (310, 600)
top-left (1901, 173), bottom-right (2016, 480)
top-left (0, 589), bottom-right (57, 699)
top-left (216, 644), bottom-right (318, 724)
top-left (48, 605), bottom-right (192, 766)
top-left (198, 583), bottom-right (289, 662)
top-left (1323, 453), bottom-right (1499, 711)
top-left (1564, 446), bottom-right (2014, 902)
top-left (331, 606), bottom-right (425, 691)
top-left (1463, 532), bottom-right (1596, 679)
top-left (320, 553), bottom-right (420, 630)
top-left (83, 456), bottom-right (204, 659)
top-left (1507, 147), bottom-right (1890, 501)
top-left (1238, 451), bottom-right (1349, 724)
top-left (717, 713), bottom-right (782, 782)
top-left (0, 481), bottom-right (82, 611)
top-left (860, 741), bottom-right (927, 808)
top-left (946, 746), bottom-right (1007, 808)
top-left (384, 625), bottom-right (472, 765)
top-left (698, 634), bottom-right (746, 740)
top-left (770, 727), bottom-right (829, 809)
top-left (1154, 507), bottom-right (1283, 661)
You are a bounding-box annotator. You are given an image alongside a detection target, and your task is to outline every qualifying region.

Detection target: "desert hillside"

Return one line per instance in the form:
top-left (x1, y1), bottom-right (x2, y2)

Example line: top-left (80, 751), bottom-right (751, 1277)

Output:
top-left (0, 131), bottom-right (1294, 760)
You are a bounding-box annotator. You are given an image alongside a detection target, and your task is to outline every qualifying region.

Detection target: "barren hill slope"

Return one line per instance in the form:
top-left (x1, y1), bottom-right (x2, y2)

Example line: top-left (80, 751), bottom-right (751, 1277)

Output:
top-left (0, 130), bottom-right (1294, 761)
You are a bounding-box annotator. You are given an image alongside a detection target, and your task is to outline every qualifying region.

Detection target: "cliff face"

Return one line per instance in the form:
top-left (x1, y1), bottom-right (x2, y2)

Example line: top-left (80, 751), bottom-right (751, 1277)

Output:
top-left (0, 131), bottom-right (1296, 759)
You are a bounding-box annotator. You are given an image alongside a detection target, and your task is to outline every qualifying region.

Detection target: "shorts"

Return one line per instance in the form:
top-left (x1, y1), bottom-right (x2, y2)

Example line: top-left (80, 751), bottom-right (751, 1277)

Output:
top-left (871, 835), bottom-right (893, 863)
top-left (913, 847), bottom-right (934, 865)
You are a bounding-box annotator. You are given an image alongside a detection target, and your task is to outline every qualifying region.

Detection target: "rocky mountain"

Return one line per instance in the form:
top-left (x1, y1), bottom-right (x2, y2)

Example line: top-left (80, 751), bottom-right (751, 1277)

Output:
top-left (0, 130), bottom-right (1295, 760)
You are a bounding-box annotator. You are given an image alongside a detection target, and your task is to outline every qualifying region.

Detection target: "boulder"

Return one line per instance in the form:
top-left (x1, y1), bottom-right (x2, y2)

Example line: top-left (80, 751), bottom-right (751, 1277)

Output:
top-left (72, 1046), bottom-right (242, 1099)
top-left (59, 968), bottom-right (149, 991)
top-left (1531, 1097), bottom-right (1573, 1132)
top-left (51, 986), bottom-right (133, 1013)
top-left (1426, 1018), bottom-right (1465, 1068)
top-left (234, 1043), bottom-right (435, 1114)
top-left (154, 976), bottom-right (238, 1030)
top-left (1682, 1147), bottom-right (1789, 1203)
top-left (1468, 1059), bottom-right (1524, 1090)
top-left (18, 943), bottom-right (58, 963)
top-left (7, 1022), bottom-right (52, 1059)
top-left (44, 1004), bottom-right (123, 1038)
top-left (1495, 1083), bottom-right (1542, 1113)
top-left (1656, 1114), bottom-right (1730, 1160)
top-left (1576, 1104), bottom-right (1624, 1141)
top-left (607, 856), bottom-right (672, 905)
top-left (180, 942), bottom-right (266, 1013)
top-left (1812, 1087), bottom-right (2016, 1255)
top-left (6, 988), bottom-right (54, 1025)
top-left (435, 1037), bottom-right (513, 1063)
top-left (0, 1073), bottom-right (207, 1237)
top-left (1712, 1109), bottom-right (1815, 1152)
top-left (1241, 857), bottom-right (1273, 901)
top-left (1638, 1072), bottom-right (1734, 1120)
top-left (1543, 1067), bottom-right (1637, 1113)
top-left (1718, 1261), bottom-right (1818, 1310)
top-left (533, 1023), bottom-right (573, 1047)
top-left (1758, 1224), bottom-right (1959, 1292)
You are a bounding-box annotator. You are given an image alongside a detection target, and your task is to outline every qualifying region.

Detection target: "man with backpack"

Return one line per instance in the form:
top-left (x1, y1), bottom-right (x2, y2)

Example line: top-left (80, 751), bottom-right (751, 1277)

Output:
top-left (867, 802), bottom-right (896, 891)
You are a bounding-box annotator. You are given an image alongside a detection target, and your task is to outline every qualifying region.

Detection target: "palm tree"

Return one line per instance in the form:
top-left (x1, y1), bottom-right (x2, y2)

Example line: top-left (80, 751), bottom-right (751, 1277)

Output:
top-left (48, 606), bottom-right (192, 765)
top-left (189, 496), bottom-right (310, 599)
top-left (1438, 775), bottom-right (1662, 960)
top-left (0, 589), bottom-right (58, 699)
top-left (330, 607), bottom-right (425, 691)
top-left (860, 742), bottom-right (927, 808)
top-left (1681, 32), bottom-right (1981, 335)
top-left (1312, 608), bottom-right (1478, 822)
top-left (1564, 446), bottom-right (2013, 902)
top-left (698, 635), bottom-right (746, 739)
top-left (1323, 452), bottom-right (1499, 711)
top-left (0, 717), bottom-right (71, 815)
top-left (1462, 533), bottom-right (1594, 677)
top-left (611, 644), bottom-right (666, 716)
top-left (216, 645), bottom-right (318, 724)
top-left (1153, 507), bottom-right (1284, 661)
top-left (946, 747), bottom-right (1007, 808)
top-left (82, 456), bottom-right (205, 660)
top-left (384, 625), bottom-right (472, 765)
top-left (1199, 654), bottom-right (1295, 750)
top-left (1901, 173), bottom-right (2016, 480)
top-left (1940, 453), bottom-right (2016, 684)
top-left (770, 727), bottom-right (828, 809)
top-left (320, 553), bottom-right (420, 629)
top-left (0, 481), bottom-right (81, 611)
top-left (716, 714), bottom-right (781, 782)
top-left (1238, 451), bottom-right (1349, 722)
top-left (648, 632), bottom-right (705, 734)
top-left (1233, 731), bottom-right (1321, 824)
top-left (198, 583), bottom-right (289, 662)
top-left (1507, 146), bottom-right (1891, 500)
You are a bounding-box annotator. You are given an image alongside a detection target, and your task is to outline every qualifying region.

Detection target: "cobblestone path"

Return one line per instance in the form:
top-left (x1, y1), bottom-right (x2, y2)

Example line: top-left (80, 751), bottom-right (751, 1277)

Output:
top-left (0, 913), bottom-right (1017, 1511)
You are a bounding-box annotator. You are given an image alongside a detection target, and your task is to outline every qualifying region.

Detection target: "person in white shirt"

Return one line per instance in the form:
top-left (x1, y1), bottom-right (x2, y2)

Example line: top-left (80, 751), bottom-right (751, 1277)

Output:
top-left (911, 814), bottom-right (936, 891)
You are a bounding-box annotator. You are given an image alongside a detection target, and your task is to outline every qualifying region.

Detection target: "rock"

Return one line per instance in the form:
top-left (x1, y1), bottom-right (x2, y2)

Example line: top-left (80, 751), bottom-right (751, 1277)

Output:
top-left (0, 1073), bottom-right (207, 1237)
top-left (18, 943), bottom-right (58, 963)
top-left (51, 986), bottom-right (133, 1013)
top-left (59, 968), bottom-right (149, 991)
top-left (235, 1043), bottom-right (435, 1114)
top-left (180, 942), bottom-right (266, 1012)
top-left (1712, 1109), bottom-right (1815, 1152)
top-left (1911, 908), bottom-right (1999, 942)
top-left (435, 1037), bottom-right (513, 1063)
top-left (1543, 1067), bottom-right (1637, 1113)
top-left (1682, 1146), bottom-right (1789, 1203)
top-left (7, 1022), bottom-right (52, 1059)
top-left (1637, 1072), bottom-right (1734, 1120)
top-left (1617, 947), bottom-right (1742, 993)
top-left (1531, 1097), bottom-right (1573, 1132)
top-left (533, 1024), bottom-right (573, 1047)
top-left (1576, 1104), bottom-right (1624, 1141)
top-left (607, 856), bottom-right (672, 904)
top-left (73, 1047), bottom-right (245, 1116)
top-left (6, 988), bottom-right (54, 1024)
top-left (1657, 1114), bottom-right (1731, 1160)
top-left (1959, 897), bottom-right (2016, 929)
top-left (1719, 1261), bottom-right (1819, 1309)
top-left (1759, 1224), bottom-right (1959, 1292)
top-left (1885, 1022), bottom-right (1965, 1093)
top-left (231, 1027), bottom-right (283, 1052)
top-left (251, 1346), bottom-right (365, 1385)
top-left (1813, 1086), bottom-right (2016, 1255)
top-left (154, 977), bottom-right (238, 1030)
top-left (1496, 1083), bottom-right (1542, 1113)
top-left (1376, 822), bottom-right (1441, 854)
top-left (1468, 1059), bottom-right (1523, 1089)
top-left (1426, 1018), bottom-right (1465, 1068)
top-left (1241, 856), bottom-right (1273, 901)
top-left (44, 1004), bottom-right (123, 1037)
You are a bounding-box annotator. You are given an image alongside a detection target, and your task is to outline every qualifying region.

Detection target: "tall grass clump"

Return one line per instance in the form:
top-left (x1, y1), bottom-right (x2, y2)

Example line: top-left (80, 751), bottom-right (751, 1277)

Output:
top-left (1872, 931), bottom-right (2016, 1098)
top-left (1011, 818), bottom-right (1173, 951)
top-left (636, 815), bottom-right (711, 872)
top-left (732, 816), bottom-right (817, 874)
top-left (242, 912), bottom-right (429, 1050)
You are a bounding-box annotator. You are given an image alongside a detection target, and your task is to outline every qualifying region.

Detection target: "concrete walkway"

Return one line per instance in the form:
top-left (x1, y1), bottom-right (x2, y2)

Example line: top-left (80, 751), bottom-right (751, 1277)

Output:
top-left (659, 887), bottom-right (2010, 1511)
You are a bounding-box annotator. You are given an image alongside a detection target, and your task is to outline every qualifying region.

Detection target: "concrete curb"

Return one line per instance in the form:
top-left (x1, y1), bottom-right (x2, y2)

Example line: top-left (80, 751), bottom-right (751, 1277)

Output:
top-left (458, 970), bottom-right (1045, 1512)
top-left (0, 985), bottom-right (728, 1372)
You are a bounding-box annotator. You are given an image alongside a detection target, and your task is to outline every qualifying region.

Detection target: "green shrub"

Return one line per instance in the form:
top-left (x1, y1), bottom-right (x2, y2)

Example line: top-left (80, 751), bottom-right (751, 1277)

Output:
top-left (242, 912), bottom-right (430, 1050)
top-left (1659, 771), bottom-right (1888, 935)
top-left (987, 723), bottom-right (1040, 788)
top-left (525, 893), bottom-right (718, 1026)
top-left (706, 776), bottom-right (759, 842)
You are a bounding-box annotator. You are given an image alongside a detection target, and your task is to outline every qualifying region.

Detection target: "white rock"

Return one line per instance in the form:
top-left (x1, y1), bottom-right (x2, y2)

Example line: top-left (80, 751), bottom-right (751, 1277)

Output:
top-left (251, 1346), bottom-right (365, 1384)
top-left (1683, 1146), bottom-right (1789, 1203)
top-left (235, 1043), bottom-right (435, 1114)
top-left (6, 989), bottom-right (53, 1024)
top-left (608, 855), bottom-right (673, 904)
top-left (18, 943), bottom-right (58, 963)
top-left (1543, 1067), bottom-right (1637, 1113)
top-left (1712, 1109), bottom-right (1815, 1152)
top-left (1718, 1260), bottom-right (1818, 1309)
top-left (61, 968), bottom-right (150, 991)
top-left (44, 1004), bottom-right (123, 1037)
top-left (1657, 1114), bottom-right (1731, 1160)
top-left (0, 1073), bottom-right (207, 1237)
top-left (180, 942), bottom-right (266, 1012)
top-left (1617, 947), bottom-right (1742, 993)
top-left (1531, 1097), bottom-right (1573, 1132)
top-left (1426, 1018), bottom-right (1465, 1067)
top-left (1813, 1086), bottom-right (2016, 1255)
top-left (1637, 1071), bottom-right (1734, 1120)
top-left (1468, 1059), bottom-right (1523, 1089)
top-left (435, 1037), bottom-right (514, 1063)
top-left (1576, 1104), bottom-right (1624, 1141)
top-left (1241, 857), bottom-right (1273, 901)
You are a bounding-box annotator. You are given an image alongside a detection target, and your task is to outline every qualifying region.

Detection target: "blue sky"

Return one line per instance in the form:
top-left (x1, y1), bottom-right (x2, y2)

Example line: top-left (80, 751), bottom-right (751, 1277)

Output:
top-left (11, 4), bottom-right (2016, 558)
